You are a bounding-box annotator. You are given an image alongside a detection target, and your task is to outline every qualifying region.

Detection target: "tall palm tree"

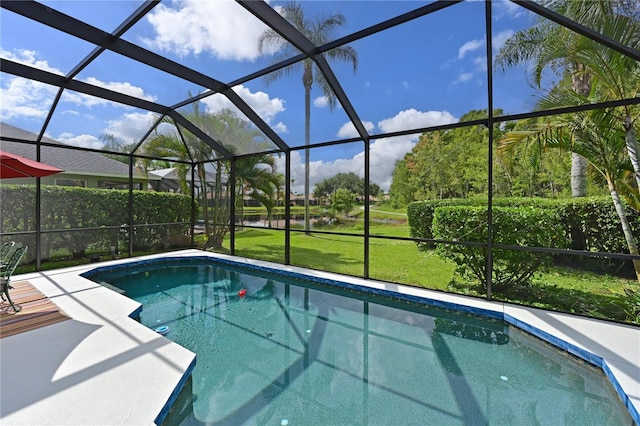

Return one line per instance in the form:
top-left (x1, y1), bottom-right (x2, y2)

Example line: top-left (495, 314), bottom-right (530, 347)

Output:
top-left (568, 9), bottom-right (640, 190)
top-left (499, 104), bottom-right (640, 284)
top-left (495, 0), bottom-right (622, 197)
top-left (258, 1), bottom-right (358, 233)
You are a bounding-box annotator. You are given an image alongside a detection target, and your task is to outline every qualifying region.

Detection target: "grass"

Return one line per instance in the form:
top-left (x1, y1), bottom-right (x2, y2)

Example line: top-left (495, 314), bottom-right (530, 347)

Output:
top-left (24, 219), bottom-right (636, 324)
top-left (224, 222), bottom-right (636, 323)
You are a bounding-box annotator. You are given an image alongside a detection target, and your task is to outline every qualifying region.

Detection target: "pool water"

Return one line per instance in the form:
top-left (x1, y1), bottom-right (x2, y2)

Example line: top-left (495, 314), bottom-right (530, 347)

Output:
top-left (89, 260), bottom-right (632, 425)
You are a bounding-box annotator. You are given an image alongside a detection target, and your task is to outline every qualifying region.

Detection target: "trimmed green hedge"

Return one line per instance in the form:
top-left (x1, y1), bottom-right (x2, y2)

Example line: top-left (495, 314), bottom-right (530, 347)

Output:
top-left (433, 206), bottom-right (568, 290)
top-left (1, 185), bottom-right (196, 259)
top-left (408, 197), bottom-right (639, 254)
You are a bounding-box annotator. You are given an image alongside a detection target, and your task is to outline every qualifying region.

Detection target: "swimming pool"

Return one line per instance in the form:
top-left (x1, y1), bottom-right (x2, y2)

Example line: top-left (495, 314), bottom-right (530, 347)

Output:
top-left (84, 257), bottom-right (634, 425)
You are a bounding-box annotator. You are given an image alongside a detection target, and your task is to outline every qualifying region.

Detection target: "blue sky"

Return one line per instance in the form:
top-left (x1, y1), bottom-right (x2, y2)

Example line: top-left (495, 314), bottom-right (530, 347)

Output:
top-left (0, 0), bottom-right (544, 192)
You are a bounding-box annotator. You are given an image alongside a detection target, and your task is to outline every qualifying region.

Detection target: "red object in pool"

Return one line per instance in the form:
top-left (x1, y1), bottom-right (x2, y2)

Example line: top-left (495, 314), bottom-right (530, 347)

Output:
top-left (238, 289), bottom-right (247, 298)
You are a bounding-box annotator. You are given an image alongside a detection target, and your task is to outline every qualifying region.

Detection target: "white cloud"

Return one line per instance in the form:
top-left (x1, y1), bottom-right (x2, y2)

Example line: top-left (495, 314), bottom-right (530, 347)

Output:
top-left (494, 0), bottom-right (527, 19)
top-left (314, 96), bottom-right (329, 108)
top-left (104, 112), bottom-right (159, 143)
top-left (0, 50), bottom-right (60, 120)
top-left (280, 109), bottom-right (458, 193)
top-left (1, 49), bottom-right (63, 74)
top-left (1, 49), bottom-right (157, 116)
top-left (453, 72), bottom-right (474, 84)
top-left (368, 136), bottom-right (417, 190)
top-left (82, 77), bottom-right (157, 102)
top-left (142, 0), bottom-right (275, 60)
top-left (272, 122), bottom-right (288, 133)
top-left (457, 29), bottom-right (515, 62)
top-left (201, 85), bottom-right (285, 125)
top-left (458, 39), bottom-right (484, 59)
top-left (451, 30), bottom-right (515, 85)
top-left (378, 109), bottom-right (458, 133)
top-left (336, 120), bottom-right (374, 138)
top-left (55, 132), bottom-right (103, 150)
top-left (61, 78), bottom-right (156, 108)
top-left (492, 29), bottom-right (515, 53)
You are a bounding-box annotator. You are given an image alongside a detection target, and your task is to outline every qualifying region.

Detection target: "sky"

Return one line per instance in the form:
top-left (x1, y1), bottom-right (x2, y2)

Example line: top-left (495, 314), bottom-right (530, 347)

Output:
top-left (0, 0), bottom-right (545, 193)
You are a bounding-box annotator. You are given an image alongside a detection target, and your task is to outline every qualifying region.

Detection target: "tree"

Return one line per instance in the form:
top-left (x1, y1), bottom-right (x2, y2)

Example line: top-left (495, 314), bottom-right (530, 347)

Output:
top-left (235, 154), bottom-right (283, 228)
top-left (312, 172), bottom-right (380, 204)
top-left (388, 158), bottom-right (415, 207)
top-left (495, 0), bottom-right (616, 197)
top-left (142, 105), bottom-right (282, 249)
top-left (331, 188), bottom-right (356, 218)
top-left (499, 106), bottom-right (640, 284)
top-left (100, 134), bottom-right (157, 175)
top-left (313, 172), bottom-right (362, 200)
top-left (258, 1), bottom-right (358, 233)
top-left (567, 8), bottom-right (640, 190)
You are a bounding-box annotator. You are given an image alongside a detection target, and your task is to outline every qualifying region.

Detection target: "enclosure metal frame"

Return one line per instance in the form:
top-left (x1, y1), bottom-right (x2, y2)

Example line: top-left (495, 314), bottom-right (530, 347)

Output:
top-left (1, 0), bottom-right (639, 299)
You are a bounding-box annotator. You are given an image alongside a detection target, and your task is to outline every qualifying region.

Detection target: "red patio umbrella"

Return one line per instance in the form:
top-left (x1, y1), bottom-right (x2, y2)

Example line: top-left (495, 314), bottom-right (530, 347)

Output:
top-left (0, 150), bottom-right (63, 178)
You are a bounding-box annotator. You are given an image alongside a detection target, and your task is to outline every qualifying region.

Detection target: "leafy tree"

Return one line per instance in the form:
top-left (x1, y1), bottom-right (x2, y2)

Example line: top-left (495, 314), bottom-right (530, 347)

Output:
top-left (388, 109), bottom-right (573, 202)
top-left (313, 172), bottom-right (380, 204)
top-left (388, 159), bottom-right (415, 207)
top-left (494, 117), bottom-right (573, 198)
top-left (314, 172), bottom-right (361, 200)
top-left (100, 134), bottom-right (159, 174)
top-left (331, 188), bottom-right (356, 218)
top-left (258, 1), bottom-right (358, 233)
top-left (369, 182), bottom-right (382, 200)
top-left (403, 110), bottom-right (498, 200)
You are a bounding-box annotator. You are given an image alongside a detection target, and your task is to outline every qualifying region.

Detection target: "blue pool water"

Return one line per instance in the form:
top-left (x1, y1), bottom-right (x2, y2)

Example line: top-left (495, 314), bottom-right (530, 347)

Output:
top-left (86, 258), bottom-right (633, 425)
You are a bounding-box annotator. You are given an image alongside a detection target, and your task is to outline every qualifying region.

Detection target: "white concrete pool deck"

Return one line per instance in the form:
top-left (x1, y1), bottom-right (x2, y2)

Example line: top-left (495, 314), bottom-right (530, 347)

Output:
top-left (1, 249), bottom-right (638, 425)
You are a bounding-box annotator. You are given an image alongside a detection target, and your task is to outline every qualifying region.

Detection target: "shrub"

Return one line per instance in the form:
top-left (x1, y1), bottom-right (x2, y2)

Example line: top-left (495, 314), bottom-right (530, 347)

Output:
top-left (408, 196), bottom-right (640, 257)
top-left (432, 206), bottom-right (568, 291)
top-left (558, 197), bottom-right (640, 253)
top-left (622, 286), bottom-right (640, 325)
top-left (0, 185), bottom-right (196, 259)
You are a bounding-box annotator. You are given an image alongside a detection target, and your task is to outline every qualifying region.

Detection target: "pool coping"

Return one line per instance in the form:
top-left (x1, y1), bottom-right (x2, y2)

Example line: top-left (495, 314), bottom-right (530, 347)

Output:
top-left (1, 249), bottom-right (639, 425)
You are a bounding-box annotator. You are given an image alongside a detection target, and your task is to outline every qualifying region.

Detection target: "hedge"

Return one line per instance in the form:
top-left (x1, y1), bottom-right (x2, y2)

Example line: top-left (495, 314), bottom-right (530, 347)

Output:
top-left (0, 185), bottom-right (196, 259)
top-left (432, 206), bottom-right (568, 290)
top-left (408, 196), bottom-right (639, 255)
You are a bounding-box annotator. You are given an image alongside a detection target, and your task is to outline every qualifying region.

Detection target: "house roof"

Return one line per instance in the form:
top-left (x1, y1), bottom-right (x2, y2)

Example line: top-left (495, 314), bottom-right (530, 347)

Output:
top-left (0, 122), bottom-right (148, 179)
top-left (149, 168), bottom-right (223, 188)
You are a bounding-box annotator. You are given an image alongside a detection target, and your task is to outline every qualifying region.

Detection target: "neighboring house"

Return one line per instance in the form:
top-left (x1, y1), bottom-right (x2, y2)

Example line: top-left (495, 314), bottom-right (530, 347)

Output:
top-left (290, 193), bottom-right (319, 207)
top-left (148, 168), bottom-right (221, 193)
top-left (0, 122), bottom-right (157, 190)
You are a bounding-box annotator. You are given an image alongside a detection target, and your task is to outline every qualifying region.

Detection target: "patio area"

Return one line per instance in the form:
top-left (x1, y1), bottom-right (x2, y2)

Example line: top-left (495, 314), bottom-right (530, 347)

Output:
top-left (0, 249), bottom-right (638, 425)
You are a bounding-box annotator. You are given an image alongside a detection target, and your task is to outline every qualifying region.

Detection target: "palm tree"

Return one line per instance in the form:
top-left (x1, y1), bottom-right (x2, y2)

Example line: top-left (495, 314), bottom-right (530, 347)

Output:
top-left (495, 0), bottom-right (620, 197)
top-left (568, 9), bottom-right (640, 190)
top-left (235, 153), bottom-right (283, 227)
top-left (258, 1), bottom-right (358, 233)
top-left (142, 105), bottom-right (283, 249)
top-left (499, 105), bottom-right (640, 284)
top-left (141, 111), bottom-right (221, 247)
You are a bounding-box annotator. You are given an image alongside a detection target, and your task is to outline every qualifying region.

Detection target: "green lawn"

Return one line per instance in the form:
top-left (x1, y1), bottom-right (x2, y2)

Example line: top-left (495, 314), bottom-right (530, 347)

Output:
top-left (30, 219), bottom-right (635, 324)
top-left (226, 222), bottom-right (635, 323)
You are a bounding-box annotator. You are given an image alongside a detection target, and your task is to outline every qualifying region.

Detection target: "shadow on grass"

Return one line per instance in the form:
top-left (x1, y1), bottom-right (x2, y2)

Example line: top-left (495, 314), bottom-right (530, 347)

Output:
top-left (448, 280), bottom-right (627, 322)
top-left (234, 232), bottom-right (364, 275)
top-left (236, 242), bottom-right (362, 272)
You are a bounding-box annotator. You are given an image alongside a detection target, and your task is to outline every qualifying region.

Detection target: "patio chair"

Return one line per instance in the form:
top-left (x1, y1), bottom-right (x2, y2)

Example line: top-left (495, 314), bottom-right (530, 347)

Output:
top-left (1, 246), bottom-right (28, 312)
top-left (0, 241), bottom-right (15, 267)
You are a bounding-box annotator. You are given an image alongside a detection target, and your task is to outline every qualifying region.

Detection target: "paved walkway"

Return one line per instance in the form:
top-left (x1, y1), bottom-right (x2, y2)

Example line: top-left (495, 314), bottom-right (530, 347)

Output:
top-left (0, 256), bottom-right (196, 425)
